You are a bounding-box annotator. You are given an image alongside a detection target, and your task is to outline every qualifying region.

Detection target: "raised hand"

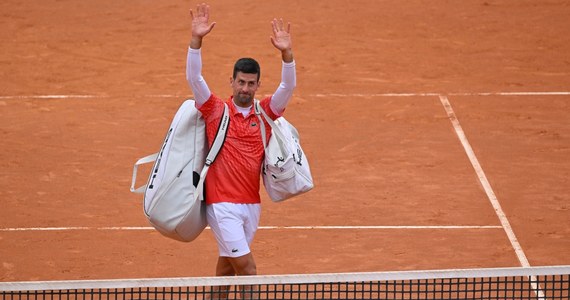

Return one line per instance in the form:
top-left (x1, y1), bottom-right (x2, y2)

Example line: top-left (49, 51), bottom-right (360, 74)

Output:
top-left (190, 3), bottom-right (215, 48)
top-left (270, 19), bottom-right (292, 51)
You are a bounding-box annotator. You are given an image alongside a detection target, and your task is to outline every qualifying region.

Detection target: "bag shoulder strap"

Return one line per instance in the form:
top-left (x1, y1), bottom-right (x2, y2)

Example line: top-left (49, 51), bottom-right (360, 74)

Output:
top-left (193, 103), bottom-right (229, 201)
top-left (253, 100), bottom-right (267, 148)
top-left (254, 100), bottom-right (288, 154)
top-left (130, 103), bottom-right (230, 194)
top-left (205, 103), bottom-right (230, 166)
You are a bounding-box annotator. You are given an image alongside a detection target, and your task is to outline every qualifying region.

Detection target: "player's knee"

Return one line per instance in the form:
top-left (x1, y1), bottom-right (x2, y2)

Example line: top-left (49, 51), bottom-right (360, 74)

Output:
top-left (236, 262), bottom-right (257, 275)
top-left (231, 255), bottom-right (257, 275)
top-left (241, 263), bottom-right (257, 276)
top-left (216, 262), bottom-right (235, 276)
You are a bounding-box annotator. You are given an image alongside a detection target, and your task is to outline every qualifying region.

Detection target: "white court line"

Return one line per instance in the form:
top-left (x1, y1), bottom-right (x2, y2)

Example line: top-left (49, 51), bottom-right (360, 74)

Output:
top-left (307, 91), bottom-right (570, 97)
top-left (310, 93), bottom-right (441, 97)
top-left (438, 95), bottom-right (530, 268)
top-left (0, 225), bottom-right (502, 232)
top-left (0, 95), bottom-right (105, 99)
top-left (439, 95), bottom-right (545, 299)
top-left (1, 91), bottom-right (570, 100)
top-left (448, 91), bottom-right (570, 96)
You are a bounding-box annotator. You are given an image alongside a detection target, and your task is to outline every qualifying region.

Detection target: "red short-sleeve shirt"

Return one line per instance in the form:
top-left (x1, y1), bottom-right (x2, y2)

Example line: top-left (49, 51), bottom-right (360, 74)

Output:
top-left (198, 94), bottom-right (280, 204)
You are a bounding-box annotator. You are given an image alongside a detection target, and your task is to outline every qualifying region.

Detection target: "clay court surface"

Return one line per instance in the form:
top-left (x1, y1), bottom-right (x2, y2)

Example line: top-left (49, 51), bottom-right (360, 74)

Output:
top-left (1, 0), bottom-right (569, 281)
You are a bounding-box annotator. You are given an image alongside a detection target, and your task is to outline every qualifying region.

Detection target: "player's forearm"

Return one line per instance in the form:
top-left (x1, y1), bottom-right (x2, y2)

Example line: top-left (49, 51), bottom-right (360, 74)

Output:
top-left (186, 47), bottom-right (211, 107)
top-left (270, 60), bottom-right (296, 115)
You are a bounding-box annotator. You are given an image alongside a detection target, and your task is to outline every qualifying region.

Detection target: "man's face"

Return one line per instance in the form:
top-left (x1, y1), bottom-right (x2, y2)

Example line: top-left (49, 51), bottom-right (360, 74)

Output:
top-left (231, 72), bottom-right (260, 107)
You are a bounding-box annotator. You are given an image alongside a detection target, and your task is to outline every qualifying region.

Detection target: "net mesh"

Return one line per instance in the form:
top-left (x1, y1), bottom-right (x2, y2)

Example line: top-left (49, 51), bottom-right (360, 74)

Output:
top-left (1, 266), bottom-right (568, 299)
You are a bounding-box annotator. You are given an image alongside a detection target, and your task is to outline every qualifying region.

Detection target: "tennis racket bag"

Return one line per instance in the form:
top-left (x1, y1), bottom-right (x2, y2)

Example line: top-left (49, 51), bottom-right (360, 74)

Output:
top-left (130, 99), bottom-right (229, 242)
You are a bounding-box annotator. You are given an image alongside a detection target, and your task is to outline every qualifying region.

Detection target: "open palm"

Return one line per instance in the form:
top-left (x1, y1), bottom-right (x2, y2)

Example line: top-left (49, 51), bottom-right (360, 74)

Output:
top-left (191, 4), bottom-right (215, 38)
top-left (270, 19), bottom-right (292, 51)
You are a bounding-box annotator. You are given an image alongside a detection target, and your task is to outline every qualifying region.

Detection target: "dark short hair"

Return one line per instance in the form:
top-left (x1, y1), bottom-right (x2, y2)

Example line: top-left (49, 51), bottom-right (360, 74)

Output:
top-left (233, 58), bottom-right (260, 81)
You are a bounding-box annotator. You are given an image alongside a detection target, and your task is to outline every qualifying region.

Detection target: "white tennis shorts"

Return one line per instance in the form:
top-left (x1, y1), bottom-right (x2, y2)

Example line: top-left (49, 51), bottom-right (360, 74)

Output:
top-left (206, 202), bottom-right (261, 258)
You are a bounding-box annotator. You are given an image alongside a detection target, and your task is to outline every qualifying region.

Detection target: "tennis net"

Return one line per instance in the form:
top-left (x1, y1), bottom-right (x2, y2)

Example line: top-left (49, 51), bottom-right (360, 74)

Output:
top-left (1, 265), bottom-right (568, 299)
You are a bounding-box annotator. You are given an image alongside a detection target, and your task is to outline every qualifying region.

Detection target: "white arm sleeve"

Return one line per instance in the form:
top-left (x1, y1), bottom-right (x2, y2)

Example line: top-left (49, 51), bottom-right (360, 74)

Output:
top-left (186, 47), bottom-right (212, 108)
top-left (269, 60), bottom-right (296, 116)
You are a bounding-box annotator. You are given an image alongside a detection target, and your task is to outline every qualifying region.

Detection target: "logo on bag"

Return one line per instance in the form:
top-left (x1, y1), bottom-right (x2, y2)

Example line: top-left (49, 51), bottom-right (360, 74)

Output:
top-left (294, 149), bottom-right (303, 166)
top-left (220, 114), bottom-right (229, 131)
top-left (275, 156), bottom-right (285, 168)
top-left (149, 128), bottom-right (173, 189)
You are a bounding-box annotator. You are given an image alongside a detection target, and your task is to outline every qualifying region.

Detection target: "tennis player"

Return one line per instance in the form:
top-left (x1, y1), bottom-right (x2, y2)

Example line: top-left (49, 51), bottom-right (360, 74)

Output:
top-left (186, 2), bottom-right (296, 295)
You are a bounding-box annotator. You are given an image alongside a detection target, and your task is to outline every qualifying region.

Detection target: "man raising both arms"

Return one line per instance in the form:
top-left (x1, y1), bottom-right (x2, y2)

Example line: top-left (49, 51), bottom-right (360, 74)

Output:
top-left (186, 2), bottom-right (296, 294)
